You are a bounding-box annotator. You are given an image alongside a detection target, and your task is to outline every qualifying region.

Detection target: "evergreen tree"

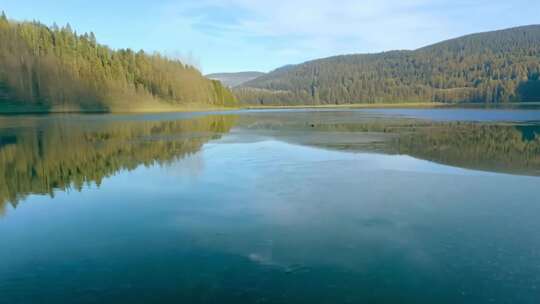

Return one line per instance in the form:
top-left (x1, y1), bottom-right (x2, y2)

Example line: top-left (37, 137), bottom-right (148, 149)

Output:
top-left (238, 25), bottom-right (540, 105)
top-left (0, 15), bottom-right (237, 112)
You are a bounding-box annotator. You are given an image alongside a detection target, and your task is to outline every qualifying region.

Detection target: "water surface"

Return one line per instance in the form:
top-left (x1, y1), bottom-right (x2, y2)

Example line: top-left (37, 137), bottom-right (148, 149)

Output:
top-left (1, 108), bottom-right (540, 304)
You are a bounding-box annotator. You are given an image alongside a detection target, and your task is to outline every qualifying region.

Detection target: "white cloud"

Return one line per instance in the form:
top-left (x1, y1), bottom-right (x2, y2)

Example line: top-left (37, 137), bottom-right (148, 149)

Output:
top-left (171, 0), bottom-right (455, 50)
top-left (155, 0), bottom-right (540, 72)
top-left (3, 0), bottom-right (537, 73)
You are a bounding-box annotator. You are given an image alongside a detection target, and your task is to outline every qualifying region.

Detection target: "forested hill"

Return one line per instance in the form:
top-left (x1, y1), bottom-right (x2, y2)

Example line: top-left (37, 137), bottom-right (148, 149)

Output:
top-left (206, 72), bottom-right (265, 87)
top-left (237, 25), bottom-right (540, 105)
top-left (0, 13), bottom-right (237, 113)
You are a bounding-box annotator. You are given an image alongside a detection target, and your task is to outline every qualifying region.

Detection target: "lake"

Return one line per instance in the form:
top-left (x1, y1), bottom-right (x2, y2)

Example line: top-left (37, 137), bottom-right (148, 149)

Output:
top-left (1, 108), bottom-right (540, 304)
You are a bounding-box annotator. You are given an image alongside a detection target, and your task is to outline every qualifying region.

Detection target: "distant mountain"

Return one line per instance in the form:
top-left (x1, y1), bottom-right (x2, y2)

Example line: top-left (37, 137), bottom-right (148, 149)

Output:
top-left (237, 25), bottom-right (540, 105)
top-left (0, 13), bottom-right (237, 113)
top-left (207, 72), bottom-right (265, 88)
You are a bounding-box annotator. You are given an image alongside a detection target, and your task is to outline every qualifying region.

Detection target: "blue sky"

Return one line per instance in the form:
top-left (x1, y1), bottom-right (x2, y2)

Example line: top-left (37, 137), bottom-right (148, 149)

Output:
top-left (1, 0), bottom-right (539, 74)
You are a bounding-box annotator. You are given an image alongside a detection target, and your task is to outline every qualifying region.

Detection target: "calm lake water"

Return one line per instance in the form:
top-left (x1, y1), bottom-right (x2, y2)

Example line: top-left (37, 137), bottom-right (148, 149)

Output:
top-left (1, 108), bottom-right (540, 303)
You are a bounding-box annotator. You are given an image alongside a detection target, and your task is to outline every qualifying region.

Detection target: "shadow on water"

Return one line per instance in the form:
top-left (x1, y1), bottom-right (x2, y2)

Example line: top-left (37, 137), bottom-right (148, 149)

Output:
top-left (517, 73), bottom-right (540, 102)
top-left (517, 124), bottom-right (540, 141)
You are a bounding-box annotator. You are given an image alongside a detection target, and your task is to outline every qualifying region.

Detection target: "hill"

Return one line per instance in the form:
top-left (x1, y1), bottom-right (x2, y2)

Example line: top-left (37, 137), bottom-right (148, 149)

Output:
top-left (237, 25), bottom-right (540, 105)
top-left (0, 13), bottom-right (237, 113)
top-left (207, 71), bottom-right (265, 87)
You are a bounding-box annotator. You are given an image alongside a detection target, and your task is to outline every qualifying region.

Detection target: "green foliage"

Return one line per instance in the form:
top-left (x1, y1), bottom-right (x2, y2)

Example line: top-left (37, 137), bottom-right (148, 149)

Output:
top-left (238, 25), bottom-right (540, 105)
top-left (0, 14), bottom-right (237, 112)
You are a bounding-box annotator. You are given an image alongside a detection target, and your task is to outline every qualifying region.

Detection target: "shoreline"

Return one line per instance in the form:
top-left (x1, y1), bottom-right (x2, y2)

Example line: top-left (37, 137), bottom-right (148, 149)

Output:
top-left (0, 104), bottom-right (239, 115)
top-left (243, 102), bottom-right (448, 110)
top-left (1, 101), bottom-right (537, 115)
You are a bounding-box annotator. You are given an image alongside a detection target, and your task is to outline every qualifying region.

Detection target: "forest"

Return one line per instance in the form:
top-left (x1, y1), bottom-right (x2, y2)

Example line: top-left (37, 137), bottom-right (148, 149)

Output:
top-left (0, 12), bottom-right (237, 113)
top-left (2, 12), bottom-right (540, 109)
top-left (237, 25), bottom-right (540, 105)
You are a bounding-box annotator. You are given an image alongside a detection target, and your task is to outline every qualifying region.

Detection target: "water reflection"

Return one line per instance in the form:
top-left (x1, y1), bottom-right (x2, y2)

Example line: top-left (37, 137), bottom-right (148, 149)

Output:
top-left (1, 111), bottom-right (540, 303)
top-left (1, 110), bottom-right (539, 215)
top-left (236, 112), bottom-right (540, 176)
top-left (0, 115), bottom-right (237, 213)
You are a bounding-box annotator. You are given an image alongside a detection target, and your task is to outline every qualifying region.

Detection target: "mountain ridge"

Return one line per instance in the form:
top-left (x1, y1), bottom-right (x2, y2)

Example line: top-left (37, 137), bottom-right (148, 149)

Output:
top-left (206, 71), bottom-right (265, 88)
top-left (237, 25), bottom-right (540, 105)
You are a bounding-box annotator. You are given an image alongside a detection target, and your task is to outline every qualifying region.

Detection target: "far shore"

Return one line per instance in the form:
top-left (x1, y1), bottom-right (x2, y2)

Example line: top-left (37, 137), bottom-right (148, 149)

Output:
top-left (1, 101), bottom-right (537, 115)
top-left (243, 102), bottom-right (448, 110)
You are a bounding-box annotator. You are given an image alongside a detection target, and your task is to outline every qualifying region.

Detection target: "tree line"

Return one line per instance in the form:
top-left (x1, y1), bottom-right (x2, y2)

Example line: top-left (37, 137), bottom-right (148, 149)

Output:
top-left (237, 25), bottom-right (540, 105)
top-left (0, 12), bottom-right (237, 112)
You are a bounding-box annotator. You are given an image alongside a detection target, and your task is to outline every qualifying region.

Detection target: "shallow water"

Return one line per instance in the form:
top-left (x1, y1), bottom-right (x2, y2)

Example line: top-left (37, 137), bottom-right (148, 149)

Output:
top-left (1, 108), bottom-right (540, 303)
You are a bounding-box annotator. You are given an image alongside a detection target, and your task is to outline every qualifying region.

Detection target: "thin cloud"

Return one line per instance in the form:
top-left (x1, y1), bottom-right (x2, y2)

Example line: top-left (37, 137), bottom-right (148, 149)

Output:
top-left (157, 0), bottom-right (540, 72)
top-left (172, 0), bottom-right (452, 50)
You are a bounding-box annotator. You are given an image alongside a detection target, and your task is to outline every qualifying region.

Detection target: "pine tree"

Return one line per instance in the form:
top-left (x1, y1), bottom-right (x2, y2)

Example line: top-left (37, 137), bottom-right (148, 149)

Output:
top-left (0, 15), bottom-right (238, 112)
top-left (237, 26), bottom-right (540, 105)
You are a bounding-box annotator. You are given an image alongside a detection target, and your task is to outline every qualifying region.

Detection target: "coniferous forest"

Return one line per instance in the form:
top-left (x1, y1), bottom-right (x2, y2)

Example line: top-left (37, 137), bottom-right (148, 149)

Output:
top-left (0, 12), bottom-right (237, 112)
top-left (237, 25), bottom-right (540, 105)
top-left (1, 12), bottom-right (540, 109)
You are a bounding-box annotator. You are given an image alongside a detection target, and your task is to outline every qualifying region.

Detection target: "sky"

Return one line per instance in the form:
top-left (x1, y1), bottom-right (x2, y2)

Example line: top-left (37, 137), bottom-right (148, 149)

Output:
top-left (1, 0), bottom-right (539, 74)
